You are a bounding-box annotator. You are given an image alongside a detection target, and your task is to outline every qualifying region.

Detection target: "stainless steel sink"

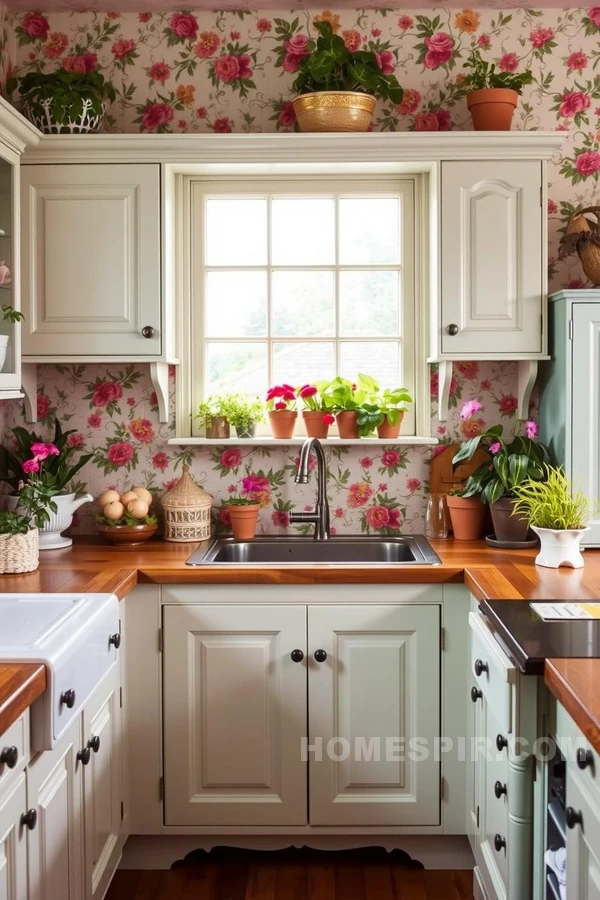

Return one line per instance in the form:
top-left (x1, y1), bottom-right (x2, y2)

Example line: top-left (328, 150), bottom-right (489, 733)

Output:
top-left (187, 536), bottom-right (441, 566)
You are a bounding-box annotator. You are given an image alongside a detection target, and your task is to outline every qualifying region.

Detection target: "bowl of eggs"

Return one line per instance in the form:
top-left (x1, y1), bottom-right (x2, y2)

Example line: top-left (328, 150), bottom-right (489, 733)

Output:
top-left (96, 486), bottom-right (158, 546)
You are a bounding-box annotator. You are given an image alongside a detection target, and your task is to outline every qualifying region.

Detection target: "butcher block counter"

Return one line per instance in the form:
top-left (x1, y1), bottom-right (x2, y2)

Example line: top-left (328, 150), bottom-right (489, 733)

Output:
top-left (1, 537), bottom-right (599, 739)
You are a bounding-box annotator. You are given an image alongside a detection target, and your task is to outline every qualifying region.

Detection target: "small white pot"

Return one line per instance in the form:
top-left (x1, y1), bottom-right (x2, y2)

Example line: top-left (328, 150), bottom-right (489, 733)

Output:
top-left (0, 334), bottom-right (8, 372)
top-left (531, 525), bottom-right (589, 569)
top-left (7, 492), bottom-right (92, 550)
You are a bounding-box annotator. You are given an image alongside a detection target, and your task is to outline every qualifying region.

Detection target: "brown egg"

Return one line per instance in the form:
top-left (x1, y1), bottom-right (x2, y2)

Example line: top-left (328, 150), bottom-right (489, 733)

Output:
top-left (120, 490), bottom-right (138, 506)
top-left (98, 489), bottom-right (120, 509)
top-left (104, 500), bottom-right (125, 521)
top-left (127, 498), bottom-right (149, 519)
top-left (132, 487), bottom-right (153, 506)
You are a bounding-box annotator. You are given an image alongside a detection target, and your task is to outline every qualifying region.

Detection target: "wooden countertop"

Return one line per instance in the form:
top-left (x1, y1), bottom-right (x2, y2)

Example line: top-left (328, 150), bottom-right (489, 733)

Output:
top-left (0, 663), bottom-right (46, 738)
top-left (545, 658), bottom-right (600, 755)
top-left (1, 537), bottom-right (599, 738)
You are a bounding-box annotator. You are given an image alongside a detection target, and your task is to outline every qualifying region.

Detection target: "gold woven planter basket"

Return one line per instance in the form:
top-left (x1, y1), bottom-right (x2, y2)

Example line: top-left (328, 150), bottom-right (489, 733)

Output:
top-left (161, 465), bottom-right (213, 543)
top-left (292, 91), bottom-right (376, 133)
top-left (0, 527), bottom-right (39, 574)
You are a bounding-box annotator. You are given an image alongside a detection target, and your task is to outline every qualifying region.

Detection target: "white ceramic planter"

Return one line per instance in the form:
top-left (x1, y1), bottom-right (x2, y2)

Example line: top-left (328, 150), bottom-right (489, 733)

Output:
top-left (531, 525), bottom-right (589, 569)
top-left (7, 492), bottom-right (92, 550)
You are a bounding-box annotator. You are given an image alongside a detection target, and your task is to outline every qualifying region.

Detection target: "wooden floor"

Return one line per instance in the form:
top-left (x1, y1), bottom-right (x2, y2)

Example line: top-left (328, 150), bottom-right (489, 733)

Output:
top-left (106, 863), bottom-right (473, 899)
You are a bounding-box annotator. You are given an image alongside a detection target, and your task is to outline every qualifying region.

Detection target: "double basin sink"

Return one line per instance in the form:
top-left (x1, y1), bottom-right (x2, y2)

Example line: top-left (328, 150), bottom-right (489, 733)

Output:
top-left (187, 535), bottom-right (441, 566)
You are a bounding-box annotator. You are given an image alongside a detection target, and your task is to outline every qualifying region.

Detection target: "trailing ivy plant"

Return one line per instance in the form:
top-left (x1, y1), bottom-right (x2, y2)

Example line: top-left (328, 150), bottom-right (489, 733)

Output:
top-left (11, 71), bottom-right (116, 127)
top-left (292, 21), bottom-right (404, 104)
top-left (462, 49), bottom-right (533, 93)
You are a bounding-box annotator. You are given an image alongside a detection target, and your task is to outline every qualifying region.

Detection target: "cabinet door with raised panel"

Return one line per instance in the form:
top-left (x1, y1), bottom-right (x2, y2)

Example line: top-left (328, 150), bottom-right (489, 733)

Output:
top-left (82, 666), bottom-right (121, 900)
top-left (163, 604), bottom-right (307, 826)
top-left (572, 302), bottom-right (600, 546)
top-left (440, 160), bottom-right (543, 356)
top-left (308, 604), bottom-right (440, 826)
top-left (27, 716), bottom-right (84, 900)
top-left (21, 164), bottom-right (160, 358)
top-left (566, 769), bottom-right (600, 900)
top-left (0, 774), bottom-right (27, 900)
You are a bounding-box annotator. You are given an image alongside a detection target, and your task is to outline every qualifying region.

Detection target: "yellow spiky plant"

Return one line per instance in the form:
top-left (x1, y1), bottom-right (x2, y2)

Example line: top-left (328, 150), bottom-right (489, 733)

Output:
top-left (511, 465), bottom-right (591, 531)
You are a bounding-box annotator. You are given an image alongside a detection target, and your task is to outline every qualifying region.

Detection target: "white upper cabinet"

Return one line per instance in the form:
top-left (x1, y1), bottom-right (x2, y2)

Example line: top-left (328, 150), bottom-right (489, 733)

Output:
top-left (439, 160), bottom-right (544, 358)
top-left (21, 164), bottom-right (161, 359)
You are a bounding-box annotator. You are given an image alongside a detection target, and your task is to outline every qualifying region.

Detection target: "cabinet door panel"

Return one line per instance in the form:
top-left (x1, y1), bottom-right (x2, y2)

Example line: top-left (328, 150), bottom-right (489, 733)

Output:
top-left (308, 604), bottom-right (440, 826)
top-left (567, 769), bottom-right (600, 900)
top-left (572, 303), bottom-right (600, 546)
top-left (0, 774), bottom-right (27, 900)
top-left (441, 160), bottom-right (542, 355)
top-left (21, 164), bottom-right (160, 357)
top-left (27, 717), bottom-right (84, 900)
top-left (163, 604), bottom-right (307, 826)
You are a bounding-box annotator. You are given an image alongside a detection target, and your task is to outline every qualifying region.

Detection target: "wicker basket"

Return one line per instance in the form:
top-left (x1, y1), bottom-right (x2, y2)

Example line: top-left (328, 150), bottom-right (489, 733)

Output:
top-left (161, 465), bottom-right (213, 543)
top-left (0, 527), bottom-right (39, 574)
top-left (566, 206), bottom-right (600, 285)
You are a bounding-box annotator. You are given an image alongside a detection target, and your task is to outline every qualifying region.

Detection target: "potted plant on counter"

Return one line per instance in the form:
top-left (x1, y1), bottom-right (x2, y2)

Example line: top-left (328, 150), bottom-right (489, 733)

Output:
top-left (12, 70), bottom-right (116, 134)
top-left (291, 21), bottom-right (403, 133)
top-left (0, 478), bottom-right (56, 574)
top-left (220, 394), bottom-right (264, 439)
top-left (512, 466), bottom-right (593, 568)
top-left (266, 384), bottom-right (298, 439)
top-left (462, 49), bottom-right (533, 131)
top-left (0, 421), bottom-right (93, 550)
top-left (298, 383), bottom-right (335, 438)
top-left (227, 476), bottom-right (264, 540)
top-left (196, 395), bottom-right (231, 439)
top-left (446, 488), bottom-right (486, 541)
top-left (452, 401), bottom-right (548, 544)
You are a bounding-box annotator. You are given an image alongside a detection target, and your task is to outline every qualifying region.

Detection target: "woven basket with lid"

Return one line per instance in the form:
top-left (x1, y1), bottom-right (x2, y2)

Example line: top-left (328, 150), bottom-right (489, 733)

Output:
top-left (161, 465), bottom-right (213, 543)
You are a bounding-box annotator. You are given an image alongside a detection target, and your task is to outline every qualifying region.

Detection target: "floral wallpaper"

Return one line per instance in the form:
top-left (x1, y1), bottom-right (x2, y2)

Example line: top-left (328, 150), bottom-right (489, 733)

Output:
top-left (1, 361), bottom-right (535, 535)
top-left (3, 6), bottom-right (600, 287)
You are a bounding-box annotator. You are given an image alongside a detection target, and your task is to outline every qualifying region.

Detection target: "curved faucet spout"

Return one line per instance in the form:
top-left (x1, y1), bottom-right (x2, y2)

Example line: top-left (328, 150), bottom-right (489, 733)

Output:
top-left (290, 438), bottom-right (331, 540)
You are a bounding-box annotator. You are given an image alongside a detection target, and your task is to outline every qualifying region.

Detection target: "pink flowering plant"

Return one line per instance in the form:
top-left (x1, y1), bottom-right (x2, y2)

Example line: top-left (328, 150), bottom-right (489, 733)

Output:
top-left (0, 420), bottom-right (93, 495)
top-left (266, 384), bottom-right (297, 411)
top-left (291, 21), bottom-right (403, 104)
top-left (0, 479), bottom-right (57, 535)
top-left (228, 475), bottom-right (266, 506)
top-left (452, 400), bottom-right (549, 504)
top-left (298, 382), bottom-right (335, 426)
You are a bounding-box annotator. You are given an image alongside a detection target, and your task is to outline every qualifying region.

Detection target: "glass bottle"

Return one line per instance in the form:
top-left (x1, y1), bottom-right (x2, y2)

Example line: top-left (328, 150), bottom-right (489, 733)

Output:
top-left (424, 493), bottom-right (448, 539)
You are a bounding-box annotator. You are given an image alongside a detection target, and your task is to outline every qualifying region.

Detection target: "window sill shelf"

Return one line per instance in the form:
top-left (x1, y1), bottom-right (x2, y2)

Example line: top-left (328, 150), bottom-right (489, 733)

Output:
top-left (168, 436), bottom-right (438, 447)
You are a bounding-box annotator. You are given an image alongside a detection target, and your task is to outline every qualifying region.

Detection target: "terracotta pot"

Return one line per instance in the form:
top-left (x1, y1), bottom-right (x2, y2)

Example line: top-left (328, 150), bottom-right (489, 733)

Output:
top-left (292, 91), bottom-right (377, 133)
top-left (490, 497), bottom-right (530, 543)
top-left (228, 503), bottom-right (260, 540)
top-left (206, 416), bottom-right (230, 439)
top-left (446, 495), bottom-right (486, 541)
top-left (303, 410), bottom-right (330, 439)
top-left (467, 88), bottom-right (518, 131)
top-left (336, 411), bottom-right (359, 439)
top-left (377, 413), bottom-right (404, 440)
top-left (268, 410), bottom-right (297, 439)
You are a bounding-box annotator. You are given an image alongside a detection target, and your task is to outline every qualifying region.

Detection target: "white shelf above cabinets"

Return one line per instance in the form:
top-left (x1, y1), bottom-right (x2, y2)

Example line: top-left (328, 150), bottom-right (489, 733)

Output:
top-left (433, 359), bottom-right (542, 422)
top-left (168, 436), bottom-right (439, 447)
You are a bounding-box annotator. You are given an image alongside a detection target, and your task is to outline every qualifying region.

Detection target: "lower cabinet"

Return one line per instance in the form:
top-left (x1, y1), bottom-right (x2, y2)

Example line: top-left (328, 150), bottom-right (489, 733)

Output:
top-left (163, 601), bottom-right (441, 828)
top-left (0, 773), bottom-right (28, 900)
top-left (566, 769), bottom-right (600, 899)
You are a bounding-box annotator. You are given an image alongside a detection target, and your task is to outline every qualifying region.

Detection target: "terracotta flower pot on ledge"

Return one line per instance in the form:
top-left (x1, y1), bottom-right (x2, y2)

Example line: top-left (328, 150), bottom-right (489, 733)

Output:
top-left (446, 495), bottom-right (485, 541)
top-left (377, 413), bottom-right (404, 440)
top-left (228, 503), bottom-right (260, 540)
top-left (467, 88), bottom-right (518, 131)
top-left (302, 411), bottom-right (330, 439)
top-left (336, 411), bottom-right (359, 439)
top-left (268, 410), bottom-right (297, 439)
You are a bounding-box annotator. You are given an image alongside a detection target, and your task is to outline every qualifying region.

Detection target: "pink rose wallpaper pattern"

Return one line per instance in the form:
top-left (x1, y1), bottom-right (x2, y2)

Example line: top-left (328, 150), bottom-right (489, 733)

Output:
top-left (1, 361), bottom-right (535, 535)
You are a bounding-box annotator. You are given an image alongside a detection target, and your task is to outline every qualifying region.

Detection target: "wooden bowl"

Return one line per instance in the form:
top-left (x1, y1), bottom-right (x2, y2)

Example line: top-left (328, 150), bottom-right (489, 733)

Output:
top-left (97, 523), bottom-right (158, 546)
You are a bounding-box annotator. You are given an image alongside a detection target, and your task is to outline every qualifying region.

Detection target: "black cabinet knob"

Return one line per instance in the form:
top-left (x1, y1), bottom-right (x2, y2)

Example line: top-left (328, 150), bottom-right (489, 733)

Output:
top-left (77, 746), bottom-right (91, 766)
top-left (494, 781), bottom-right (507, 799)
top-left (446, 324), bottom-right (459, 336)
top-left (474, 659), bottom-right (489, 677)
top-left (470, 686), bottom-right (482, 703)
top-left (141, 325), bottom-right (156, 339)
top-left (109, 633), bottom-right (121, 650)
top-left (494, 834), bottom-right (506, 852)
top-left (21, 809), bottom-right (37, 831)
top-left (0, 745), bottom-right (18, 769)
top-left (496, 734), bottom-right (508, 752)
top-left (60, 689), bottom-right (76, 709)
top-left (314, 649), bottom-right (327, 663)
top-left (566, 807), bottom-right (583, 830)
top-left (577, 748), bottom-right (594, 771)
top-left (88, 736), bottom-right (100, 754)
top-left (290, 649), bottom-right (304, 663)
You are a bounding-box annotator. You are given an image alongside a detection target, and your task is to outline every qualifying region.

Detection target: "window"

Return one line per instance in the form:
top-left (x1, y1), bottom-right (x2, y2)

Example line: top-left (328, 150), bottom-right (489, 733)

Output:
top-left (189, 176), bottom-right (418, 435)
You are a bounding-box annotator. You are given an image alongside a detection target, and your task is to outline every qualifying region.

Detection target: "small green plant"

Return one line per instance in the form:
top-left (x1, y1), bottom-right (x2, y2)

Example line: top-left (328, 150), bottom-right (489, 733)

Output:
top-left (196, 395), bottom-right (230, 429)
top-left (96, 512), bottom-right (157, 527)
top-left (357, 386), bottom-right (413, 436)
top-left (220, 394), bottom-right (265, 432)
top-left (0, 479), bottom-right (57, 534)
top-left (12, 70), bottom-right (116, 130)
top-left (292, 21), bottom-right (403, 104)
top-left (320, 373), bottom-right (379, 412)
top-left (511, 466), bottom-right (592, 530)
top-left (462, 49), bottom-right (533, 93)
top-left (1, 304), bottom-right (24, 324)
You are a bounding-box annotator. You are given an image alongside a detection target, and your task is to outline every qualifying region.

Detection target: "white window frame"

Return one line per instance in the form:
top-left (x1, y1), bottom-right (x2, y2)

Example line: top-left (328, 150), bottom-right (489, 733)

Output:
top-left (177, 169), bottom-right (430, 440)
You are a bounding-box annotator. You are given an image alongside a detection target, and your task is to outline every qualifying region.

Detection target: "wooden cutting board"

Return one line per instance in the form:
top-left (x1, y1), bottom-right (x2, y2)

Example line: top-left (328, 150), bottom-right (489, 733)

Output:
top-left (430, 443), bottom-right (490, 496)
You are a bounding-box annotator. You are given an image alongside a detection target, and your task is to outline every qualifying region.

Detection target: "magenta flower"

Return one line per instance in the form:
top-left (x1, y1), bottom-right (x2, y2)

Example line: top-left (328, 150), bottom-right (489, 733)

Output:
top-left (31, 442), bottom-right (59, 459)
top-left (525, 420), bottom-right (538, 439)
top-left (22, 458), bottom-right (40, 473)
top-left (242, 475), bottom-right (267, 495)
top-left (299, 384), bottom-right (317, 398)
top-left (322, 413), bottom-right (335, 425)
top-left (460, 400), bottom-right (483, 420)
top-left (489, 442), bottom-right (501, 454)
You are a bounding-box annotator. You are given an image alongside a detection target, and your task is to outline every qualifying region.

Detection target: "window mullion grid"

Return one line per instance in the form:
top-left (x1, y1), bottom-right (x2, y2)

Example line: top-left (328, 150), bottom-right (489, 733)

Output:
top-left (267, 193), bottom-right (273, 392)
top-left (334, 194), bottom-right (341, 377)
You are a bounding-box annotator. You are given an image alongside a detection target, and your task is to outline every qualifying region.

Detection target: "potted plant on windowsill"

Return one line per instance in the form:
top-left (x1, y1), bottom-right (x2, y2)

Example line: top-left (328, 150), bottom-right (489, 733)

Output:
top-left (266, 384), bottom-right (298, 439)
top-left (298, 383), bottom-right (335, 438)
top-left (321, 373), bottom-right (379, 438)
top-left (0, 421), bottom-right (93, 550)
top-left (462, 49), bottom-right (533, 131)
top-left (452, 401), bottom-right (549, 544)
top-left (12, 70), bottom-right (116, 135)
top-left (512, 466), bottom-right (593, 569)
top-left (197, 396), bottom-right (231, 439)
top-left (227, 476), bottom-right (264, 540)
top-left (0, 479), bottom-right (57, 574)
top-left (357, 386), bottom-right (413, 439)
top-left (220, 394), bottom-right (265, 439)
top-left (291, 21), bottom-right (403, 133)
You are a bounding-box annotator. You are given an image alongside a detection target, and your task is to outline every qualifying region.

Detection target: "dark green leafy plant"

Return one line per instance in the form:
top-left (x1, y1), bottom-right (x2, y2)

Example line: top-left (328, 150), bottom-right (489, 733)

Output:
top-left (292, 21), bottom-right (403, 103)
top-left (462, 49), bottom-right (533, 93)
top-left (0, 420), bottom-right (93, 494)
top-left (0, 480), bottom-right (58, 534)
top-left (12, 71), bottom-right (116, 128)
top-left (1, 305), bottom-right (24, 324)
